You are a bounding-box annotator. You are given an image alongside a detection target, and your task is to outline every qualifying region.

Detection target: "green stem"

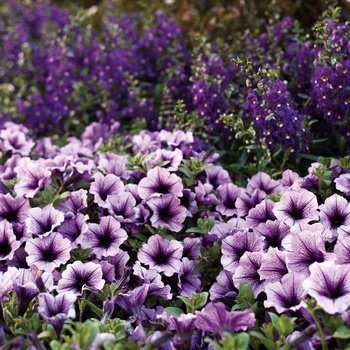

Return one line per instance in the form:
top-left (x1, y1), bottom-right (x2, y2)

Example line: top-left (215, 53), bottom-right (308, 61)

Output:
top-left (312, 314), bottom-right (329, 350)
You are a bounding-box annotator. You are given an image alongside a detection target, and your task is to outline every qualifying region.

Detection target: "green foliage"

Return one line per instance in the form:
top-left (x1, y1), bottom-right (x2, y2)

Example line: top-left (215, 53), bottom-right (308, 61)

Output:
top-left (177, 292), bottom-right (209, 314)
top-left (232, 281), bottom-right (256, 311)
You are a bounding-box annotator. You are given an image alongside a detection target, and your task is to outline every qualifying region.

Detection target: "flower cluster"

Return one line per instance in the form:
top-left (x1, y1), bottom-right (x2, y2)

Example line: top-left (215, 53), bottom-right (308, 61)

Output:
top-left (0, 119), bottom-right (348, 349)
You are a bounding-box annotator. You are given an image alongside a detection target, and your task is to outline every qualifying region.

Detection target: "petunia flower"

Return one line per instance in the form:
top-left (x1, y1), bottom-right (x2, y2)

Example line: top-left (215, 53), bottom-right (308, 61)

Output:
top-left (97, 152), bottom-right (130, 179)
top-left (334, 235), bottom-right (350, 264)
top-left (319, 193), bottom-right (350, 241)
top-left (25, 233), bottom-right (71, 272)
top-left (195, 302), bottom-right (255, 337)
top-left (137, 234), bottom-right (183, 277)
top-left (177, 258), bottom-right (201, 298)
top-left (232, 251), bottom-right (265, 297)
top-left (302, 261), bottom-right (350, 314)
top-left (138, 167), bottom-right (183, 200)
top-left (209, 269), bottom-right (237, 303)
top-left (37, 292), bottom-right (76, 335)
top-left (105, 192), bottom-right (136, 223)
top-left (0, 220), bottom-right (20, 260)
top-left (57, 261), bottom-right (105, 296)
top-left (89, 172), bottom-right (124, 208)
top-left (334, 173), bottom-right (350, 197)
top-left (205, 165), bottom-right (232, 188)
top-left (148, 148), bottom-right (183, 172)
top-left (0, 193), bottom-right (31, 227)
top-left (215, 183), bottom-right (246, 217)
top-left (56, 189), bottom-right (88, 218)
top-left (14, 158), bottom-right (52, 198)
top-left (25, 204), bottom-right (65, 238)
top-left (182, 237), bottom-right (201, 260)
top-left (246, 172), bottom-right (283, 196)
top-left (235, 189), bottom-right (266, 217)
top-left (246, 199), bottom-right (276, 228)
top-left (258, 247), bottom-right (289, 283)
top-left (221, 230), bottom-right (263, 273)
top-left (253, 220), bottom-right (291, 251)
top-left (80, 216), bottom-right (128, 259)
top-left (147, 194), bottom-right (187, 232)
top-left (57, 213), bottom-right (89, 248)
top-left (273, 189), bottom-right (319, 230)
top-left (194, 182), bottom-right (220, 206)
top-left (264, 272), bottom-right (307, 314)
top-left (180, 189), bottom-right (198, 218)
top-left (287, 230), bottom-right (335, 276)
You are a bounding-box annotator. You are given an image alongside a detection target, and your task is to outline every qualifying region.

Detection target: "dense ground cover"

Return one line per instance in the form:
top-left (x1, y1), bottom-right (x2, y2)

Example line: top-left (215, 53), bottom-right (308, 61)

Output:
top-left (1, 0), bottom-right (350, 349)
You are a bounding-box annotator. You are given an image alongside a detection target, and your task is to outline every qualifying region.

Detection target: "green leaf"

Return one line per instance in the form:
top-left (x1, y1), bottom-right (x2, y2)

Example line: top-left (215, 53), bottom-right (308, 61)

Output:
top-left (164, 307), bottom-right (183, 317)
top-left (221, 332), bottom-right (250, 350)
top-left (80, 298), bottom-right (103, 319)
top-left (232, 281), bottom-right (255, 310)
top-left (249, 331), bottom-right (276, 350)
top-left (333, 325), bottom-right (350, 339)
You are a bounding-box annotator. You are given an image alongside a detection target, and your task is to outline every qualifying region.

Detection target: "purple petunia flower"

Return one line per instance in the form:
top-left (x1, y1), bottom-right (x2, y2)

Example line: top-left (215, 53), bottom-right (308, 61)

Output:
top-left (177, 258), bottom-right (201, 298)
top-left (194, 182), bottom-right (220, 206)
top-left (319, 194), bottom-right (350, 241)
top-left (14, 158), bottom-right (52, 198)
top-left (246, 172), bottom-right (283, 196)
top-left (209, 269), bottom-right (237, 303)
top-left (37, 292), bottom-right (76, 334)
top-left (0, 220), bottom-right (20, 260)
top-left (334, 235), bottom-right (350, 265)
top-left (80, 216), bottom-right (128, 259)
top-left (232, 251), bottom-right (265, 297)
top-left (215, 183), bottom-right (245, 217)
top-left (273, 189), bottom-right (319, 230)
top-left (221, 230), bottom-right (263, 273)
top-left (57, 261), bottom-right (105, 296)
top-left (97, 152), bottom-right (130, 179)
top-left (303, 262), bottom-right (350, 314)
top-left (253, 220), bottom-right (291, 251)
top-left (148, 148), bottom-right (183, 172)
top-left (57, 213), bottom-right (89, 248)
top-left (138, 167), bottom-right (183, 200)
top-left (335, 174), bottom-right (350, 197)
top-left (246, 199), bottom-right (276, 228)
top-left (205, 165), bottom-right (232, 188)
top-left (195, 302), bottom-right (255, 337)
top-left (147, 194), bottom-right (187, 232)
top-left (287, 230), bottom-right (335, 276)
top-left (105, 192), bottom-right (136, 223)
top-left (56, 189), bottom-right (88, 218)
top-left (137, 234), bottom-right (183, 277)
top-left (235, 188), bottom-right (265, 217)
top-left (25, 233), bottom-right (71, 272)
top-left (258, 247), bottom-right (289, 283)
top-left (264, 272), bottom-right (307, 314)
top-left (25, 204), bottom-right (65, 238)
top-left (89, 172), bottom-right (124, 208)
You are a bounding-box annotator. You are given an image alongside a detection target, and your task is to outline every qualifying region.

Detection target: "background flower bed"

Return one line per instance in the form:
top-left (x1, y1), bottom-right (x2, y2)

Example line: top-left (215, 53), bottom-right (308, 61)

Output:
top-left (2, 0), bottom-right (350, 349)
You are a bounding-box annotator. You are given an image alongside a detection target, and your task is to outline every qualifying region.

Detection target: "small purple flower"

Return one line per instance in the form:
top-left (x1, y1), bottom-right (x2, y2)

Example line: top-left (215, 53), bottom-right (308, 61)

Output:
top-left (37, 292), bottom-right (76, 334)
top-left (319, 194), bottom-right (350, 240)
top-left (25, 204), bottom-right (65, 237)
top-left (148, 149), bottom-right (183, 172)
top-left (221, 230), bottom-right (263, 273)
top-left (335, 173), bottom-right (350, 197)
top-left (246, 172), bottom-right (282, 196)
top-left (205, 165), bottom-right (232, 188)
top-left (287, 230), bottom-right (335, 276)
top-left (57, 213), bottom-right (89, 248)
top-left (147, 194), bottom-right (187, 232)
top-left (25, 233), bottom-right (71, 272)
top-left (97, 152), bottom-right (130, 179)
top-left (195, 302), bottom-right (255, 337)
top-left (56, 189), bottom-right (88, 217)
top-left (232, 251), bottom-right (265, 297)
top-left (273, 189), bottom-right (319, 229)
top-left (137, 234), bottom-right (183, 277)
top-left (80, 216), bottom-right (128, 259)
top-left (177, 258), bottom-right (201, 298)
top-left (303, 262), bottom-right (350, 314)
top-left (246, 199), bottom-right (276, 228)
top-left (0, 220), bottom-right (20, 260)
top-left (105, 192), bottom-right (136, 223)
top-left (215, 183), bottom-right (245, 217)
top-left (57, 261), bottom-right (105, 296)
top-left (0, 194), bottom-right (31, 227)
top-left (194, 182), bottom-right (220, 206)
top-left (89, 173), bottom-right (124, 208)
top-left (258, 247), bottom-right (289, 283)
top-left (14, 158), bottom-right (52, 198)
top-left (209, 269), bottom-right (237, 303)
top-left (264, 272), bottom-right (307, 314)
top-left (138, 167), bottom-right (183, 200)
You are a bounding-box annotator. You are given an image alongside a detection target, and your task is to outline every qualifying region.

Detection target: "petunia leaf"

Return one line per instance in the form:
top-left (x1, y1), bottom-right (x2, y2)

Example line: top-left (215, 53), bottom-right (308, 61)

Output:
top-left (333, 325), bottom-right (350, 339)
top-left (164, 307), bottom-right (184, 317)
top-left (232, 280), bottom-right (255, 310)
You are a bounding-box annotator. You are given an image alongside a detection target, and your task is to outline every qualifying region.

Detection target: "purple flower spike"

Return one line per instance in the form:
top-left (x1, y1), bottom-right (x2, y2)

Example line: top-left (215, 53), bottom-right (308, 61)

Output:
top-left (137, 234), bottom-right (183, 277)
top-left (138, 167), bottom-right (183, 200)
top-left (319, 194), bottom-right (350, 241)
top-left (57, 261), bottom-right (105, 296)
top-left (25, 204), bottom-right (65, 237)
top-left (195, 302), bottom-right (255, 337)
top-left (303, 262), bottom-right (350, 314)
top-left (273, 189), bottom-right (319, 230)
top-left (25, 233), bottom-right (71, 272)
top-left (264, 272), bottom-right (307, 314)
top-left (90, 172), bottom-right (124, 208)
top-left (0, 220), bottom-right (20, 260)
top-left (37, 292), bottom-right (76, 334)
top-left (81, 216), bottom-right (128, 259)
top-left (147, 194), bottom-right (187, 232)
top-left (232, 251), bottom-right (265, 297)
